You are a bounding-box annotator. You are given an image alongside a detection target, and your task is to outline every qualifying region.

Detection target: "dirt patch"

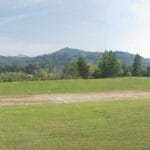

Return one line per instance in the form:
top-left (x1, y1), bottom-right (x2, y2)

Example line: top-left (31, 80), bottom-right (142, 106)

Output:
top-left (0, 91), bottom-right (150, 106)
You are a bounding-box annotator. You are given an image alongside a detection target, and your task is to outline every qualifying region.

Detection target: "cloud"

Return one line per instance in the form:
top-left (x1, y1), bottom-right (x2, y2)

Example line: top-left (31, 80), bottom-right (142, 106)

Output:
top-left (0, 0), bottom-right (49, 7)
top-left (98, 0), bottom-right (150, 57)
top-left (122, 0), bottom-right (150, 57)
top-left (0, 0), bottom-right (65, 8)
top-left (128, 0), bottom-right (150, 18)
top-left (0, 10), bottom-right (49, 26)
top-left (1, 0), bottom-right (150, 57)
top-left (0, 37), bottom-right (64, 56)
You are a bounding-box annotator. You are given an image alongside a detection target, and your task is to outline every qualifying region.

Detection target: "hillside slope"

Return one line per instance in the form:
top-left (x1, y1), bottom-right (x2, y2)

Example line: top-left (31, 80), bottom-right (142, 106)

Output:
top-left (0, 48), bottom-right (150, 67)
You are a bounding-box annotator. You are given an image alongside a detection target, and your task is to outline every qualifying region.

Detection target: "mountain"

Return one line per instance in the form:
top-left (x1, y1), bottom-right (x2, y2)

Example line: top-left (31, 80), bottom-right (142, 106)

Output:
top-left (0, 48), bottom-right (150, 68)
top-left (29, 48), bottom-right (103, 67)
top-left (29, 48), bottom-right (150, 68)
top-left (114, 51), bottom-right (150, 68)
top-left (0, 55), bottom-right (31, 64)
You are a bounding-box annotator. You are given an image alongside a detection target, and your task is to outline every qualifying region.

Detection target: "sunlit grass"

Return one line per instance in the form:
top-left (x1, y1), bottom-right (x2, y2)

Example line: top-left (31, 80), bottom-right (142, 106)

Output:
top-left (0, 100), bottom-right (150, 150)
top-left (0, 77), bottom-right (150, 96)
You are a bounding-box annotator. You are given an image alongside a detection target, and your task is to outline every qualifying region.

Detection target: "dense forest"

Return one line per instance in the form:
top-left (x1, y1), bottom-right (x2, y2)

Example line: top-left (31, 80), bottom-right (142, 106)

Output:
top-left (0, 48), bottom-right (150, 82)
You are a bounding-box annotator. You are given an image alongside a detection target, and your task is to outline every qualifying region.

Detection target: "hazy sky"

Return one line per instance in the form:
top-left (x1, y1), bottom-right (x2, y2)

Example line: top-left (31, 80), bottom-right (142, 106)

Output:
top-left (0, 0), bottom-right (150, 57)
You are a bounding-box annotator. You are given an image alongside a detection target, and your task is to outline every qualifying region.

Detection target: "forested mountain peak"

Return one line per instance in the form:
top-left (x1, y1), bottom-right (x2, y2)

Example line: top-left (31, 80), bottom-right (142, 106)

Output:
top-left (0, 48), bottom-right (150, 68)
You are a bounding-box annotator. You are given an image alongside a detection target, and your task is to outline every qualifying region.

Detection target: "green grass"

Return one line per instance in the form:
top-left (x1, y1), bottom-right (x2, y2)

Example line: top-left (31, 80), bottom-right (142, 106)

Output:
top-left (0, 100), bottom-right (150, 150)
top-left (0, 77), bottom-right (150, 96)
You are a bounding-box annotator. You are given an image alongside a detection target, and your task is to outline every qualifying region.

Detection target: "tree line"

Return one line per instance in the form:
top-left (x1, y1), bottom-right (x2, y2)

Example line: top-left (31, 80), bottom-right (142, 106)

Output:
top-left (67, 51), bottom-right (145, 79)
top-left (0, 51), bottom-right (149, 82)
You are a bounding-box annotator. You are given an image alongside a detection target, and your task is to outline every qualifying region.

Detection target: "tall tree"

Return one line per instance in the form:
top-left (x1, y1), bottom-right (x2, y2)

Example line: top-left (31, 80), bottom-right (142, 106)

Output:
top-left (67, 61), bottom-right (79, 78)
top-left (132, 54), bottom-right (142, 76)
top-left (145, 65), bottom-right (150, 76)
top-left (122, 65), bottom-right (132, 76)
top-left (77, 57), bottom-right (89, 79)
top-left (99, 51), bottom-right (122, 77)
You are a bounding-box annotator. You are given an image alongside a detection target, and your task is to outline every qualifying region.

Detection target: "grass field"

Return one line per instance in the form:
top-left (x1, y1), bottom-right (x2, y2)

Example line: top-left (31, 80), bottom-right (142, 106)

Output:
top-left (0, 77), bottom-right (150, 96)
top-left (0, 100), bottom-right (150, 150)
top-left (1, 78), bottom-right (150, 150)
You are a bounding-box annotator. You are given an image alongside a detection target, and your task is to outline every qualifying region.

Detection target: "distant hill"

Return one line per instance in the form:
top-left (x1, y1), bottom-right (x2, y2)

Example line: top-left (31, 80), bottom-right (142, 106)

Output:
top-left (0, 55), bottom-right (31, 64)
top-left (29, 48), bottom-right (103, 67)
top-left (0, 47), bottom-right (150, 68)
top-left (114, 51), bottom-right (150, 68)
top-left (29, 48), bottom-right (150, 68)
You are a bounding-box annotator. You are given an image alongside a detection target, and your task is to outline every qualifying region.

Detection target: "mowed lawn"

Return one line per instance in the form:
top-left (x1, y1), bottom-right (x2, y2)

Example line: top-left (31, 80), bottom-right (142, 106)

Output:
top-left (0, 77), bottom-right (150, 96)
top-left (0, 100), bottom-right (150, 150)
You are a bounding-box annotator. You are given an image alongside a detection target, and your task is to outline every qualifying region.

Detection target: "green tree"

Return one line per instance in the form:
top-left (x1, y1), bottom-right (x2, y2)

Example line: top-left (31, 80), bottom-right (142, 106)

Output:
top-left (99, 51), bottom-right (122, 78)
top-left (122, 65), bottom-right (132, 76)
top-left (145, 65), bottom-right (150, 76)
top-left (67, 61), bottom-right (79, 78)
top-left (77, 57), bottom-right (89, 79)
top-left (132, 54), bottom-right (142, 76)
top-left (34, 69), bottom-right (49, 80)
top-left (92, 68), bottom-right (101, 79)
top-left (89, 65), bottom-right (100, 79)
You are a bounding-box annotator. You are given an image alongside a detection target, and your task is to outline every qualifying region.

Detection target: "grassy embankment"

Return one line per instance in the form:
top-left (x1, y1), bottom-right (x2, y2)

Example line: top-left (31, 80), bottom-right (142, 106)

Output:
top-left (0, 77), bottom-right (150, 96)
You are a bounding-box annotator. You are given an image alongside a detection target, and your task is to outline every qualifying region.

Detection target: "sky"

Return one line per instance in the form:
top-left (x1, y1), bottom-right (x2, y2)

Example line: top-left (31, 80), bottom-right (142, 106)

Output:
top-left (0, 0), bottom-right (150, 57)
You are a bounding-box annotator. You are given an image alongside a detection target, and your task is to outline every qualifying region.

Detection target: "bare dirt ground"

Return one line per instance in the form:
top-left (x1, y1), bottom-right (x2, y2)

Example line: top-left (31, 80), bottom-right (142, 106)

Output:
top-left (0, 91), bottom-right (150, 106)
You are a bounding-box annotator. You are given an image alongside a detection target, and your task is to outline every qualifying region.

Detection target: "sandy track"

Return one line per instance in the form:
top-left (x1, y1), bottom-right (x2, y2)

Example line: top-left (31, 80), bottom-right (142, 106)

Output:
top-left (0, 91), bottom-right (150, 106)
